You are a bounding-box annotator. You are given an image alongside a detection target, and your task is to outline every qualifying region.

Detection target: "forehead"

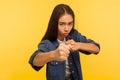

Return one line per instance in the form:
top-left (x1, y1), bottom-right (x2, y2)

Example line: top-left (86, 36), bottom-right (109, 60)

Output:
top-left (58, 14), bottom-right (73, 22)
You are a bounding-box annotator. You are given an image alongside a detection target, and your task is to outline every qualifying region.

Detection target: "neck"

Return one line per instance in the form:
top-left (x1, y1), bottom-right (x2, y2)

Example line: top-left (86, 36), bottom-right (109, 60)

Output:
top-left (57, 38), bottom-right (66, 44)
top-left (57, 38), bottom-right (66, 41)
top-left (57, 37), bottom-right (65, 41)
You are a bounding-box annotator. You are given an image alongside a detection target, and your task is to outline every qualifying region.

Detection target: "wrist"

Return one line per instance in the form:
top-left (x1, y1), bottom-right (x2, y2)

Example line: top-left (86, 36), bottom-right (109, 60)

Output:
top-left (76, 42), bottom-right (81, 50)
top-left (49, 50), bottom-right (57, 61)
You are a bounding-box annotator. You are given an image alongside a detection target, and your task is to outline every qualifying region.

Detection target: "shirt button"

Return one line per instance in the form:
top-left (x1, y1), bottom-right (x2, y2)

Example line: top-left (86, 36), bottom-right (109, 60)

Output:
top-left (70, 62), bottom-right (72, 65)
top-left (56, 62), bottom-right (58, 64)
top-left (72, 71), bottom-right (75, 74)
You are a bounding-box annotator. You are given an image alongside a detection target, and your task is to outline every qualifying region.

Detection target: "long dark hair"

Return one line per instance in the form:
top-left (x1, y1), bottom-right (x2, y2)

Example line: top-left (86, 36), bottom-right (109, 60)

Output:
top-left (41, 4), bottom-right (75, 41)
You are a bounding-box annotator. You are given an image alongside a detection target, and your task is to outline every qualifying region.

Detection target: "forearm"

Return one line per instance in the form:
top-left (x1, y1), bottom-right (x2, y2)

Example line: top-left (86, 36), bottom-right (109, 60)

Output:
top-left (78, 42), bottom-right (100, 54)
top-left (33, 50), bottom-right (56, 67)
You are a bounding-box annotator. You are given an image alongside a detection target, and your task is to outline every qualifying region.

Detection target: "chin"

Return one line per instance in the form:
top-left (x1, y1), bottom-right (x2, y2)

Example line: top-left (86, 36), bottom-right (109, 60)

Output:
top-left (64, 35), bottom-right (68, 38)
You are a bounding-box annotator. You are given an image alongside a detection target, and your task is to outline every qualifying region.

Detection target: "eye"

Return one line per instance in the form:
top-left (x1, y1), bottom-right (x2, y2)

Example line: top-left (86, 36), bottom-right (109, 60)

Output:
top-left (59, 22), bottom-right (65, 26)
top-left (68, 22), bottom-right (73, 27)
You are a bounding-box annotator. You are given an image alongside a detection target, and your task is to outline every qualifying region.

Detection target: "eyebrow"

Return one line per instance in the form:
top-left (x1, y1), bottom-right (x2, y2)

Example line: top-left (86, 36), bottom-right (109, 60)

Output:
top-left (58, 21), bottom-right (73, 24)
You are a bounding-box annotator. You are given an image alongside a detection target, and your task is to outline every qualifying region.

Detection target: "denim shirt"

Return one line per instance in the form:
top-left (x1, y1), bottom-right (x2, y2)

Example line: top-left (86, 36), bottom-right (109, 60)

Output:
top-left (29, 30), bottom-right (100, 80)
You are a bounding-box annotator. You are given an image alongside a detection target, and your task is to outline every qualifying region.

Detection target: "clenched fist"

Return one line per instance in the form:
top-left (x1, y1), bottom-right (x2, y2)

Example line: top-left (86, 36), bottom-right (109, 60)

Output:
top-left (53, 43), bottom-right (71, 61)
top-left (66, 39), bottom-right (80, 51)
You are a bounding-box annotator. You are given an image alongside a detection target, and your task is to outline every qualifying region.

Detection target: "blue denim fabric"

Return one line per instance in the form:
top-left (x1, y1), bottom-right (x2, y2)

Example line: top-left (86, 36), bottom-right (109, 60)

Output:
top-left (29, 30), bottom-right (100, 80)
top-left (65, 76), bottom-right (74, 80)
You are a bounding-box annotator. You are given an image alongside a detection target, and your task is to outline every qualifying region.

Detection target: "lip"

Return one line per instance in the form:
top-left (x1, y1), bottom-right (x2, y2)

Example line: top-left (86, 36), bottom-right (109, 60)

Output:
top-left (63, 33), bottom-right (69, 36)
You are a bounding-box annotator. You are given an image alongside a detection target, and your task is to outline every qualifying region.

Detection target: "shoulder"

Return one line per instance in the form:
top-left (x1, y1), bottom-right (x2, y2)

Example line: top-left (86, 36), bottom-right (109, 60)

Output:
top-left (40, 40), bottom-right (50, 44)
top-left (71, 29), bottom-right (80, 34)
top-left (67, 29), bottom-right (89, 42)
top-left (38, 40), bottom-right (58, 50)
top-left (70, 29), bottom-right (82, 36)
top-left (38, 40), bottom-right (51, 47)
top-left (67, 29), bottom-right (82, 39)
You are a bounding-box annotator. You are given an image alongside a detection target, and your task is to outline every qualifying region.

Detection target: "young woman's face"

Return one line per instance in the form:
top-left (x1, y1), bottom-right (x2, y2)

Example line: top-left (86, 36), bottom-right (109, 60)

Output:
top-left (57, 14), bottom-right (73, 40)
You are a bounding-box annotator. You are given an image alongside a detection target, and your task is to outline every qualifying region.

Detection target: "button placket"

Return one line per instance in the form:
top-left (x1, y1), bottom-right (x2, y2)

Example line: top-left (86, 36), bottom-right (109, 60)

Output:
top-left (55, 62), bottom-right (58, 64)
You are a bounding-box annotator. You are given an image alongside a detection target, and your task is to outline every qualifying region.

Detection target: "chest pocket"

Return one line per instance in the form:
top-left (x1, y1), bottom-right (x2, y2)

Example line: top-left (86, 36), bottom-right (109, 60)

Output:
top-left (47, 60), bottom-right (65, 77)
top-left (46, 40), bottom-right (66, 77)
top-left (49, 60), bottom-right (64, 66)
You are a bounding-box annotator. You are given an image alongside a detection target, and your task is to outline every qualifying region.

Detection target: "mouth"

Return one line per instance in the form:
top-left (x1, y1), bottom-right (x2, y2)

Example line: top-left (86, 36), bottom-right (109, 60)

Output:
top-left (64, 33), bottom-right (69, 36)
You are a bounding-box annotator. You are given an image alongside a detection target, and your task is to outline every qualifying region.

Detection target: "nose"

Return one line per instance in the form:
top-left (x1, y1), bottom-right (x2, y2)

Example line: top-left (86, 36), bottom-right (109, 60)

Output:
top-left (64, 25), bottom-right (69, 31)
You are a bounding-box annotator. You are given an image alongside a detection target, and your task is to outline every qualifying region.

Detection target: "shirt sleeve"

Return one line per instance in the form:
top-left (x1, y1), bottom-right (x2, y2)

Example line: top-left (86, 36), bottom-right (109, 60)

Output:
top-left (29, 40), bottom-right (49, 71)
top-left (72, 30), bottom-right (100, 54)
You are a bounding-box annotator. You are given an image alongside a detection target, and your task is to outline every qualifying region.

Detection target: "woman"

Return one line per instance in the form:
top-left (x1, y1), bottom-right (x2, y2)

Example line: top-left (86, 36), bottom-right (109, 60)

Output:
top-left (29, 4), bottom-right (100, 80)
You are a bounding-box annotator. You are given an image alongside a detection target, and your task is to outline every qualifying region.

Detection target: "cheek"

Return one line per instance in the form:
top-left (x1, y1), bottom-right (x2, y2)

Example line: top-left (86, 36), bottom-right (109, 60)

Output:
top-left (69, 27), bottom-right (73, 31)
top-left (58, 27), bottom-right (62, 34)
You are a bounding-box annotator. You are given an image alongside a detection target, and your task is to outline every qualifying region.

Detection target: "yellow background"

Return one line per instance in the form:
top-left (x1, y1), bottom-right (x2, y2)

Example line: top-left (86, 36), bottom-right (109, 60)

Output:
top-left (0, 0), bottom-right (120, 80)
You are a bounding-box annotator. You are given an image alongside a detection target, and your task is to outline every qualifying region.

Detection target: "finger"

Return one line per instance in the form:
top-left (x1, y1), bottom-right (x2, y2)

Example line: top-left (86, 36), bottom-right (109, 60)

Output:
top-left (59, 51), bottom-right (69, 58)
top-left (66, 39), bottom-right (75, 45)
top-left (67, 44), bottom-right (72, 50)
top-left (61, 44), bottom-right (71, 50)
top-left (61, 48), bottom-right (70, 55)
top-left (60, 56), bottom-right (68, 60)
top-left (70, 40), bottom-right (76, 44)
top-left (65, 40), bottom-right (73, 44)
top-left (59, 45), bottom-right (70, 54)
top-left (58, 44), bottom-right (67, 50)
